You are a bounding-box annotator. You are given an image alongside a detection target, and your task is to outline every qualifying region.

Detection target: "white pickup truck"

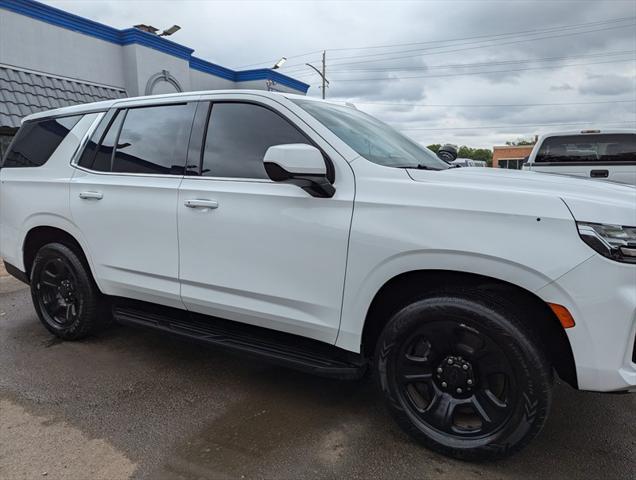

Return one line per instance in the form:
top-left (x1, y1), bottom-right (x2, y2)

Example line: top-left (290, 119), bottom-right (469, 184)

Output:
top-left (523, 129), bottom-right (636, 185)
top-left (1, 91), bottom-right (635, 460)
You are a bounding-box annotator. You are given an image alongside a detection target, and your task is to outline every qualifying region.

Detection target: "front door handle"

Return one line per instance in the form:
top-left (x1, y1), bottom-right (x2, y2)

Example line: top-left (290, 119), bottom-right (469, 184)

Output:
top-left (590, 169), bottom-right (609, 178)
top-left (79, 191), bottom-right (103, 200)
top-left (184, 199), bottom-right (219, 209)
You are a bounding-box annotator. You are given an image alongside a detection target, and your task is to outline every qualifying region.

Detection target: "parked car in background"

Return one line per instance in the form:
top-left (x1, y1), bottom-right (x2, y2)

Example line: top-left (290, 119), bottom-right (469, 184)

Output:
top-left (1, 92), bottom-right (635, 461)
top-left (523, 130), bottom-right (636, 185)
top-left (450, 158), bottom-right (487, 167)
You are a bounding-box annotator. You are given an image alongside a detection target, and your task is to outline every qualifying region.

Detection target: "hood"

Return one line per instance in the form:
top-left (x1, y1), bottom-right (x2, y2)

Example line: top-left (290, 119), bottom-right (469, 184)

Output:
top-left (407, 167), bottom-right (636, 226)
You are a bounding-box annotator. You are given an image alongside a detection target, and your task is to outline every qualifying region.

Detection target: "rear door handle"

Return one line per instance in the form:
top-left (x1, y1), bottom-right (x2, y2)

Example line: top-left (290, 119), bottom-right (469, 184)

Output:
top-left (78, 191), bottom-right (103, 200)
top-left (184, 199), bottom-right (219, 209)
top-left (590, 169), bottom-right (609, 178)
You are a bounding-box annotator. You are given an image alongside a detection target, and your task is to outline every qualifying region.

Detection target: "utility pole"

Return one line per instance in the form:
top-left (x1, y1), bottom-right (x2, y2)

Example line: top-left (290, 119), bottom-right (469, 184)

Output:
top-left (321, 50), bottom-right (326, 100)
top-left (306, 50), bottom-right (329, 99)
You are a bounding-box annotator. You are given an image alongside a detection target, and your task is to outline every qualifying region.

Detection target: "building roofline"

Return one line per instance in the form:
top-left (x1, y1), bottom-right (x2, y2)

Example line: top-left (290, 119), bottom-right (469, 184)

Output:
top-left (0, 0), bottom-right (310, 93)
top-left (493, 145), bottom-right (535, 150)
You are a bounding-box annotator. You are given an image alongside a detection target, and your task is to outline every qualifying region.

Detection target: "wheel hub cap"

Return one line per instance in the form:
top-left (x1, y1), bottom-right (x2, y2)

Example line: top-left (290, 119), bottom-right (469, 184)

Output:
top-left (58, 279), bottom-right (74, 301)
top-left (436, 355), bottom-right (475, 394)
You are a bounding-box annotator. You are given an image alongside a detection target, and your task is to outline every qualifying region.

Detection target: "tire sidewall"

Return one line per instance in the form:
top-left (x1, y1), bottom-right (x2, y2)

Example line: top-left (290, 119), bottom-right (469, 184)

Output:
top-left (30, 243), bottom-right (97, 339)
top-left (376, 295), bottom-right (551, 459)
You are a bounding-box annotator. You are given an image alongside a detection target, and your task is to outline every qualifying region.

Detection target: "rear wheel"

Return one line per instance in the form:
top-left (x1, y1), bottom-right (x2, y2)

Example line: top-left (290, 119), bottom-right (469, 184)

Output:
top-left (375, 292), bottom-right (552, 460)
top-left (30, 243), bottom-right (103, 340)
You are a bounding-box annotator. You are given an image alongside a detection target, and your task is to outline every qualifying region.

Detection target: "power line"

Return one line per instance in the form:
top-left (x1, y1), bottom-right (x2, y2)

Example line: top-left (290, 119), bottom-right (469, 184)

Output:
top-left (319, 16), bottom-right (636, 53)
top-left (243, 15), bottom-right (634, 71)
top-left (348, 99), bottom-right (636, 108)
top-left (282, 22), bottom-right (636, 73)
top-left (235, 49), bottom-right (324, 70)
top-left (400, 120), bottom-right (636, 131)
top-left (308, 57), bottom-right (635, 83)
top-left (290, 50), bottom-right (636, 76)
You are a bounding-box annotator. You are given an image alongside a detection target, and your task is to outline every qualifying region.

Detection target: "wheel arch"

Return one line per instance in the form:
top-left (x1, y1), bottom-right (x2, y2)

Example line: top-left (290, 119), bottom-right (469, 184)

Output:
top-left (360, 269), bottom-right (578, 388)
top-left (22, 225), bottom-right (99, 290)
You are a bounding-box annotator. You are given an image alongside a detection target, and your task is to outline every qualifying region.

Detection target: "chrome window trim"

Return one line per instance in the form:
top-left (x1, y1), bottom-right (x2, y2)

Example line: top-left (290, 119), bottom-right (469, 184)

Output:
top-left (182, 175), bottom-right (275, 184)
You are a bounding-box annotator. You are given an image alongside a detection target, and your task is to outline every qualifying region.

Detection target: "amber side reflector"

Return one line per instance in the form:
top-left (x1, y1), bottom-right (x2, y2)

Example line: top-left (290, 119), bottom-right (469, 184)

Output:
top-left (548, 303), bottom-right (576, 329)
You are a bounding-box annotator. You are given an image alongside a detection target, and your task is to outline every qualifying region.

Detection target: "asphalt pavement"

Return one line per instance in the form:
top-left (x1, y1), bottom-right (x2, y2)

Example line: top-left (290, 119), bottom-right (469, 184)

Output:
top-left (1, 274), bottom-right (634, 479)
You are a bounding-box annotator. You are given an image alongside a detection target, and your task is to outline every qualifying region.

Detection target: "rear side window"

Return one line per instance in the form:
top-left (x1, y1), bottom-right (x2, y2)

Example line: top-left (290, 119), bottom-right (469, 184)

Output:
top-left (2, 115), bottom-right (82, 168)
top-left (201, 102), bottom-right (309, 178)
top-left (78, 111), bottom-right (124, 172)
top-left (535, 134), bottom-right (636, 164)
top-left (77, 103), bottom-right (196, 175)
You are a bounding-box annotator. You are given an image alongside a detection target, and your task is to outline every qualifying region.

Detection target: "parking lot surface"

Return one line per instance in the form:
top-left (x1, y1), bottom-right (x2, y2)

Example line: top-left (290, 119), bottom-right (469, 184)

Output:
top-left (1, 274), bottom-right (634, 480)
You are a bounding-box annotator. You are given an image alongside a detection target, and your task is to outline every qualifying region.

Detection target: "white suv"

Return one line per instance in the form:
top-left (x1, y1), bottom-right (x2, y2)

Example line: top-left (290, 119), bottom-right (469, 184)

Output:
top-left (1, 91), bottom-right (635, 460)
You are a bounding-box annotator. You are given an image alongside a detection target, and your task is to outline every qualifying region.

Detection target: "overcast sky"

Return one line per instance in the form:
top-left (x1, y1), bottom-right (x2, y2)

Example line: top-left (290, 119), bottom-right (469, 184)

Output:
top-left (46, 0), bottom-right (636, 148)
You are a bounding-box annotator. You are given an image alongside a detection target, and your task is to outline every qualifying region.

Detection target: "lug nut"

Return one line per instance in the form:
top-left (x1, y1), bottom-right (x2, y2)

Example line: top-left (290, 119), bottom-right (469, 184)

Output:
top-left (462, 364), bottom-right (469, 370)
top-left (437, 367), bottom-right (443, 374)
top-left (467, 379), bottom-right (473, 385)
top-left (441, 381), bottom-right (448, 388)
top-left (456, 388), bottom-right (463, 394)
top-left (447, 358), bottom-right (453, 365)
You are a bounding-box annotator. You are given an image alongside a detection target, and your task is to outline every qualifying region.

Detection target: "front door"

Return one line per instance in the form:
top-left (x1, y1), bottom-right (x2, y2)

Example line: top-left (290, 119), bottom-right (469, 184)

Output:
top-left (178, 99), bottom-right (354, 343)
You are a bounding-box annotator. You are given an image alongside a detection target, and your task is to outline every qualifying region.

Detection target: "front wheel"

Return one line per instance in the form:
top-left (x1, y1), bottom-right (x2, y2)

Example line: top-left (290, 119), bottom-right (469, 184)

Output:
top-left (375, 293), bottom-right (552, 460)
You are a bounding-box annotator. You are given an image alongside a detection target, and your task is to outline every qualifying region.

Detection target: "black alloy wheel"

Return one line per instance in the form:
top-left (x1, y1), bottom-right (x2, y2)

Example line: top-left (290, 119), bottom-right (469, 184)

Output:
top-left (30, 243), bottom-right (103, 340)
top-left (35, 257), bottom-right (80, 327)
top-left (397, 320), bottom-right (515, 439)
top-left (376, 292), bottom-right (552, 460)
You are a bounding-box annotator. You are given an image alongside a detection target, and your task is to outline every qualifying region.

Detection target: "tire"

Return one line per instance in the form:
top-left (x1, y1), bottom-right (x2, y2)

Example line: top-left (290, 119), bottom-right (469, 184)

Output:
top-left (30, 242), bottom-right (104, 340)
top-left (375, 291), bottom-right (552, 460)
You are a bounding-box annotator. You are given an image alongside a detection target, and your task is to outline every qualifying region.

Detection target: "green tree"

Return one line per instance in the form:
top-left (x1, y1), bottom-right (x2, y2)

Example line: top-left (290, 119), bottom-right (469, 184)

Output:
top-left (457, 146), bottom-right (493, 166)
top-left (505, 137), bottom-right (535, 146)
top-left (426, 144), bottom-right (441, 153)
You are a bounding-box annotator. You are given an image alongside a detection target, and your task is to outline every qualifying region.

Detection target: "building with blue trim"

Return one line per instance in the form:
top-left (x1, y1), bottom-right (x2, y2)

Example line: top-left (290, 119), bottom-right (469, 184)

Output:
top-left (0, 0), bottom-right (309, 153)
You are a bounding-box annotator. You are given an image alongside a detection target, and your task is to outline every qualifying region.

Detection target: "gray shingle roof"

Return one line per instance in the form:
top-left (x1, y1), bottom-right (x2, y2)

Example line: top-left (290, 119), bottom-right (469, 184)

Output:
top-left (0, 66), bottom-right (126, 129)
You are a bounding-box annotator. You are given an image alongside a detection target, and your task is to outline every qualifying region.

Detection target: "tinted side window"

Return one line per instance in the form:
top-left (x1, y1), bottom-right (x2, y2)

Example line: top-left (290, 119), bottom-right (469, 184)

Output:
top-left (2, 115), bottom-right (82, 168)
top-left (78, 111), bottom-right (124, 172)
top-left (202, 103), bottom-right (308, 178)
top-left (112, 103), bottom-right (196, 175)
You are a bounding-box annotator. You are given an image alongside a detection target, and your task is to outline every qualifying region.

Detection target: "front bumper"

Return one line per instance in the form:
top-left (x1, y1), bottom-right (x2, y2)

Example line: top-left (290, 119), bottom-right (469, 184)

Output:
top-left (537, 254), bottom-right (636, 392)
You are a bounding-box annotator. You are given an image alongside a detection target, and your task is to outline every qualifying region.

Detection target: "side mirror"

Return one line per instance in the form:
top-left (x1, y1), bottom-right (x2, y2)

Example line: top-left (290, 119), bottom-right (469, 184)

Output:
top-left (263, 144), bottom-right (335, 198)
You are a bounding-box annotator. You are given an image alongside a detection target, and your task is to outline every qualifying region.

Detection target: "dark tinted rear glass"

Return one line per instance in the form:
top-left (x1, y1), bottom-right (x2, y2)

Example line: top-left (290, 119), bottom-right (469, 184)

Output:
top-left (112, 103), bottom-right (196, 175)
top-left (2, 115), bottom-right (82, 168)
top-left (536, 134), bottom-right (636, 163)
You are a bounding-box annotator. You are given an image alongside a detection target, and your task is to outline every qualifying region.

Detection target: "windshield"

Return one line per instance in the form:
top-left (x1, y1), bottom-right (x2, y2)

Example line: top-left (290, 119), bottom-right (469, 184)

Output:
top-left (536, 133), bottom-right (636, 163)
top-left (292, 99), bottom-right (449, 170)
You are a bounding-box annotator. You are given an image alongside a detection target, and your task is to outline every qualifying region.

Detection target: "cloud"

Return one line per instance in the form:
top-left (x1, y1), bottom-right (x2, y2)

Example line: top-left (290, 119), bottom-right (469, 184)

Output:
top-left (42, 0), bottom-right (636, 148)
top-left (579, 74), bottom-right (636, 96)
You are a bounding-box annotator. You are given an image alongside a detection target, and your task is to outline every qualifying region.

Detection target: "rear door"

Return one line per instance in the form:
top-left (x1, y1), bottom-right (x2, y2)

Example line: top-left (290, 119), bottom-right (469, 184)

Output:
top-left (70, 101), bottom-right (196, 308)
top-left (177, 97), bottom-right (355, 344)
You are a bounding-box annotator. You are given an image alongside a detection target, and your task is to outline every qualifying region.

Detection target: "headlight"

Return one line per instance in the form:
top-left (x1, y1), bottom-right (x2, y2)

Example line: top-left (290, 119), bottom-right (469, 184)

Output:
top-left (577, 222), bottom-right (636, 264)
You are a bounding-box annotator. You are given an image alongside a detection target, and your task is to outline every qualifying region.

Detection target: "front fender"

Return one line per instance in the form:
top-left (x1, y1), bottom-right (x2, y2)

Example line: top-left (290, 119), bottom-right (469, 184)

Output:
top-left (336, 249), bottom-right (591, 353)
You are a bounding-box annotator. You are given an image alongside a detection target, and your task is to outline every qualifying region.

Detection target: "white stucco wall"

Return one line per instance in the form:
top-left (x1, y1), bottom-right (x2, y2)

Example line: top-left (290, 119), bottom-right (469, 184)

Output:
top-left (0, 7), bottom-right (307, 97)
top-left (0, 9), bottom-right (125, 88)
top-left (122, 44), bottom-right (191, 96)
top-left (189, 69), bottom-right (236, 91)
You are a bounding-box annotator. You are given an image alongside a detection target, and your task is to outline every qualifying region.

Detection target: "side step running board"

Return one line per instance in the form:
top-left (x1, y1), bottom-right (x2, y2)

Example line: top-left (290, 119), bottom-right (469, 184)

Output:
top-left (112, 303), bottom-right (367, 380)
